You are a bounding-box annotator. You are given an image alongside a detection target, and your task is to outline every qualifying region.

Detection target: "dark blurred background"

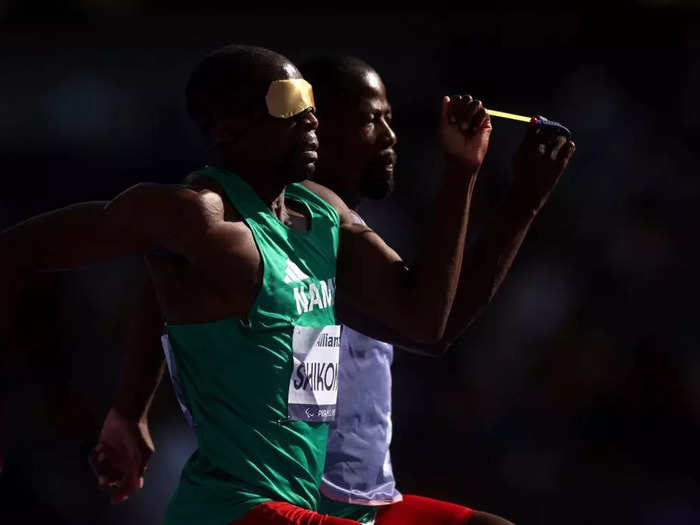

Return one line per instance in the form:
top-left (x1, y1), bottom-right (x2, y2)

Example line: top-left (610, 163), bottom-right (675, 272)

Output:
top-left (1, 2), bottom-right (699, 524)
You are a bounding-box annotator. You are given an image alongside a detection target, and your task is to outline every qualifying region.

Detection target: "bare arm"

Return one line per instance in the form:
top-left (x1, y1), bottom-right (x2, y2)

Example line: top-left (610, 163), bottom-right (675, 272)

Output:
top-left (89, 276), bottom-right (164, 503)
top-left (337, 122), bottom-right (576, 355)
top-left (0, 183), bottom-right (219, 349)
top-left (334, 96), bottom-right (491, 344)
top-left (0, 183), bottom-right (218, 471)
top-left (411, 121), bottom-right (577, 354)
top-left (113, 275), bottom-right (165, 423)
top-left (0, 184), bottom-right (220, 274)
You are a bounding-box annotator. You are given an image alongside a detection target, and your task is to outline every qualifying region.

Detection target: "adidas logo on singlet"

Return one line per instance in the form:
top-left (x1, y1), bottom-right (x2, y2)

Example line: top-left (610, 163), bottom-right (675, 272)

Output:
top-left (284, 258), bottom-right (335, 315)
top-left (283, 258), bottom-right (310, 284)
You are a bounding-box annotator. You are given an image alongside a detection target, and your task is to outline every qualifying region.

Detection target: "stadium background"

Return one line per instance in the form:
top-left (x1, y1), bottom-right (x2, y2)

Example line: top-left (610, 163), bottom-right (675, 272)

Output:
top-left (1, 2), bottom-right (699, 523)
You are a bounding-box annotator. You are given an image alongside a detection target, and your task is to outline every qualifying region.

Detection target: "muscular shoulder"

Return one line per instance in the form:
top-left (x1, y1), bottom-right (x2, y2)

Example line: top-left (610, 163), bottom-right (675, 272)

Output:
top-left (300, 180), bottom-right (354, 226)
top-left (112, 182), bottom-right (222, 220)
top-left (177, 184), bottom-right (260, 296)
top-left (183, 172), bottom-right (244, 221)
top-left (177, 177), bottom-right (259, 268)
top-left (104, 182), bottom-right (227, 256)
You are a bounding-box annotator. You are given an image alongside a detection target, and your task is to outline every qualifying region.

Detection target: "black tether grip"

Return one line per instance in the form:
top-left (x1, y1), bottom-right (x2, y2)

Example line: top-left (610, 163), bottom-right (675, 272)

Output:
top-left (532, 118), bottom-right (572, 139)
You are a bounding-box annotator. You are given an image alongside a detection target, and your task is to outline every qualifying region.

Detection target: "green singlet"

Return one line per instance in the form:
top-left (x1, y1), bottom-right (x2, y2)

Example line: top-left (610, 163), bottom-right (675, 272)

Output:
top-left (164, 166), bottom-right (341, 525)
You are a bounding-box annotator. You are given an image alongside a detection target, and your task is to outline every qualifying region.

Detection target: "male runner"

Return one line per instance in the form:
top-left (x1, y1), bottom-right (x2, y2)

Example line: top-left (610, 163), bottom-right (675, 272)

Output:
top-left (0, 45), bottom-right (492, 524)
top-left (89, 56), bottom-right (574, 524)
top-left (306, 57), bottom-right (574, 525)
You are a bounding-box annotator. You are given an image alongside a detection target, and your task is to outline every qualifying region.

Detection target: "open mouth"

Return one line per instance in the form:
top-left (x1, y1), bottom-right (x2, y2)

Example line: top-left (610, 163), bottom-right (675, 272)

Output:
top-left (377, 150), bottom-right (396, 174)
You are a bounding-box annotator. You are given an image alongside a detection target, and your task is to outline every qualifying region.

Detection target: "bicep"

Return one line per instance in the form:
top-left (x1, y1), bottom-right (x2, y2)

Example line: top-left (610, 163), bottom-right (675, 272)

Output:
top-left (103, 183), bottom-right (220, 258)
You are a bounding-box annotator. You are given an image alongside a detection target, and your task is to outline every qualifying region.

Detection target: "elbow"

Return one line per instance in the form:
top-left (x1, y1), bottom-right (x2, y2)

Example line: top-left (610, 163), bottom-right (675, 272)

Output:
top-left (406, 315), bottom-right (449, 346)
top-left (419, 338), bottom-right (453, 358)
top-left (396, 338), bottom-right (452, 358)
top-left (400, 312), bottom-right (458, 356)
top-left (395, 300), bottom-right (452, 344)
top-left (427, 339), bottom-right (452, 357)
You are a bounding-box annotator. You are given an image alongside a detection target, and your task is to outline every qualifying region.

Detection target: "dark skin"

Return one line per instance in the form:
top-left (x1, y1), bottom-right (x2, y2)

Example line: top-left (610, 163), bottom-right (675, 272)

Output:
top-left (313, 69), bottom-right (576, 356)
top-left (88, 66), bottom-right (573, 525)
top-left (0, 55), bottom-right (491, 504)
top-left (314, 69), bottom-right (397, 209)
top-left (313, 72), bottom-right (572, 525)
top-left (337, 116), bottom-right (576, 356)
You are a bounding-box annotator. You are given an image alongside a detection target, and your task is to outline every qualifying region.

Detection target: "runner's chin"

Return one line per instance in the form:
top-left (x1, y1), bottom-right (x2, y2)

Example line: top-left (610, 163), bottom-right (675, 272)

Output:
top-left (287, 151), bottom-right (318, 181)
top-left (363, 163), bottom-right (395, 200)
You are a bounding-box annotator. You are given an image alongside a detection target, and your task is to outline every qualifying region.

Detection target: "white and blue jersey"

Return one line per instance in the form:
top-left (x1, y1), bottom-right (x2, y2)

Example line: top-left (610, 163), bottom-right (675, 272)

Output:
top-left (319, 210), bottom-right (401, 506)
top-left (319, 324), bottom-right (402, 505)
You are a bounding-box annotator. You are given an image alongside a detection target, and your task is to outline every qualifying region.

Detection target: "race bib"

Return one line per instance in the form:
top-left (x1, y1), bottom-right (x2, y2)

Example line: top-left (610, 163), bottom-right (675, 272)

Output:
top-left (288, 325), bottom-right (341, 422)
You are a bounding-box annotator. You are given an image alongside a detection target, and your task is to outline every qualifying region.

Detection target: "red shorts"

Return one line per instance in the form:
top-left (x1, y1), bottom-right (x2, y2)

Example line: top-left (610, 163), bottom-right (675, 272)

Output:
top-left (376, 494), bottom-right (475, 525)
top-left (232, 501), bottom-right (362, 524)
top-left (232, 495), bottom-right (475, 525)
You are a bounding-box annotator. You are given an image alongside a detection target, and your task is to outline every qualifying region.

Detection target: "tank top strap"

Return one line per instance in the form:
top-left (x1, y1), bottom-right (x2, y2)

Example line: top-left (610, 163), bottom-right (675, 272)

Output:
top-left (287, 182), bottom-right (340, 228)
top-left (195, 166), bottom-right (273, 224)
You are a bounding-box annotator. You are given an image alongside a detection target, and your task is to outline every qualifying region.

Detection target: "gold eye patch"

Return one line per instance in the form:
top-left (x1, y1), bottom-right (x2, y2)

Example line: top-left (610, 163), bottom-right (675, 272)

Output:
top-left (265, 79), bottom-right (315, 119)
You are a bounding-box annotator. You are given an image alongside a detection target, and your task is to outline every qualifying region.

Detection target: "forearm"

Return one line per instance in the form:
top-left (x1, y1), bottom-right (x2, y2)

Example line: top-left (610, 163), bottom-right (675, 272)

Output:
top-left (401, 162), bottom-right (479, 341)
top-left (413, 119), bottom-right (576, 354)
top-left (445, 193), bottom-right (538, 338)
top-left (402, 191), bottom-right (539, 355)
top-left (113, 343), bottom-right (165, 423)
top-left (112, 279), bottom-right (165, 423)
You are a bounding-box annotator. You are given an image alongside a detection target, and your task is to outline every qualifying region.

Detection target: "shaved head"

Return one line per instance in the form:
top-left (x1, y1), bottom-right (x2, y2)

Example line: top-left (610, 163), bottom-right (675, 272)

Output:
top-left (185, 45), bottom-right (318, 184)
top-left (300, 56), bottom-right (397, 208)
top-left (186, 45), bottom-right (301, 135)
top-left (300, 56), bottom-right (377, 116)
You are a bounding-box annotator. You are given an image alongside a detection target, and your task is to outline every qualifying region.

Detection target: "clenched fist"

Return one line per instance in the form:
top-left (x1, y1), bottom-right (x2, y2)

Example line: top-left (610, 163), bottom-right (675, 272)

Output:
top-left (512, 117), bottom-right (576, 211)
top-left (440, 95), bottom-right (492, 172)
top-left (88, 408), bottom-right (154, 504)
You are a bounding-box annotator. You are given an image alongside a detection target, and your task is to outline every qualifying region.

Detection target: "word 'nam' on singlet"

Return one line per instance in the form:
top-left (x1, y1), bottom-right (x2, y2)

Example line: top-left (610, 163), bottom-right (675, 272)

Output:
top-left (163, 167), bottom-right (340, 525)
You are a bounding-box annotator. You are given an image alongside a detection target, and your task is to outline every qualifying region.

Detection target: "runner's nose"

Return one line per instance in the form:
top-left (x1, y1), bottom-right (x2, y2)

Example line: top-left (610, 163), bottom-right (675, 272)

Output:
top-left (298, 109), bottom-right (319, 131)
top-left (380, 118), bottom-right (397, 148)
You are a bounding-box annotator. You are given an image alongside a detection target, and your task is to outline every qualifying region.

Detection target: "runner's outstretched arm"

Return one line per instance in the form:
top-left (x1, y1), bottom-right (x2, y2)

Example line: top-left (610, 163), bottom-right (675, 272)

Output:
top-left (0, 184), bottom-right (219, 273)
top-left (337, 122), bottom-right (575, 355)
top-left (0, 184), bottom-right (220, 471)
top-left (0, 184), bottom-right (222, 335)
top-left (331, 95), bottom-right (491, 344)
top-left (413, 123), bottom-right (576, 355)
